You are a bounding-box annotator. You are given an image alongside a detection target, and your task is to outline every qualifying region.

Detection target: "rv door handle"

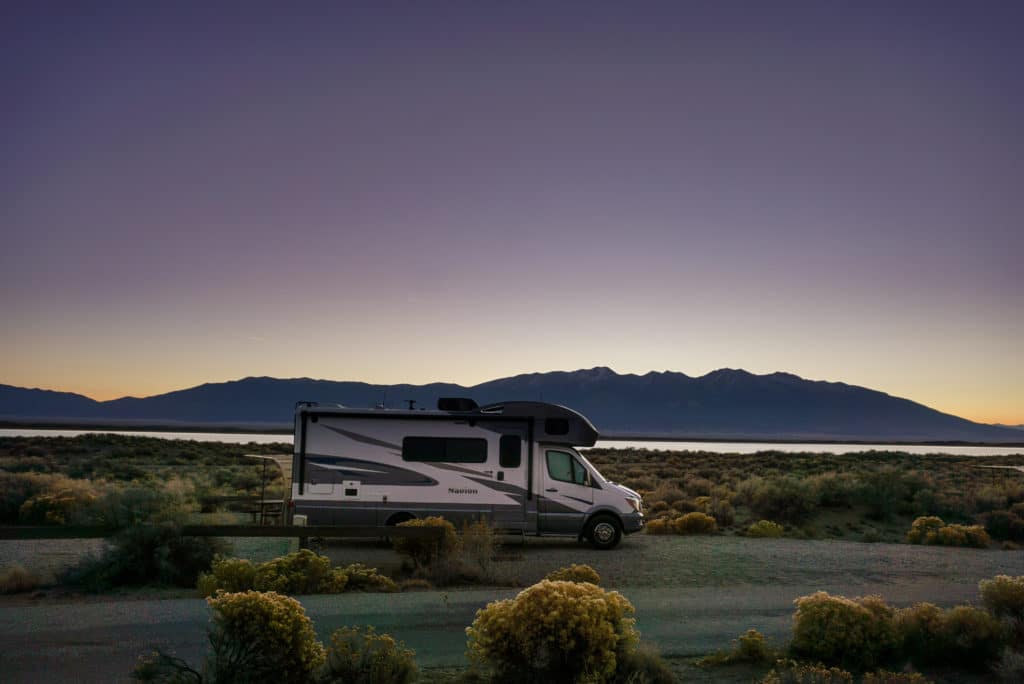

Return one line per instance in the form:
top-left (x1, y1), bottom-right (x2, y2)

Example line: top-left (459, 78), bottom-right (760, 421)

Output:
top-left (545, 488), bottom-right (558, 492)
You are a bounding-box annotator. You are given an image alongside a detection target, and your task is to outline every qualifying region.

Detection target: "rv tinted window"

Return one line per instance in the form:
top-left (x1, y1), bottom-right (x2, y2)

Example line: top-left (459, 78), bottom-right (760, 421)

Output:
top-left (499, 435), bottom-right (521, 468)
top-left (402, 437), bottom-right (487, 463)
top-left (545, 418), bottom-right (569, 435)
top-left (546, 450), bottom-right (587, 485)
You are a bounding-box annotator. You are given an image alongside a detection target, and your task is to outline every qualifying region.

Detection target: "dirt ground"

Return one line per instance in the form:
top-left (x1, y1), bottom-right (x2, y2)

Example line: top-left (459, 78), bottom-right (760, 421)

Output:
top-left (2, 533), bottom-right (1022, 682)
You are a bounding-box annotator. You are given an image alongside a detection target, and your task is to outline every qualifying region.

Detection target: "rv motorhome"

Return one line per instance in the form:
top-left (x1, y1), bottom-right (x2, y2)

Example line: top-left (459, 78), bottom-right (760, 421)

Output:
top-left (290, 398), bottom-right (643, 549)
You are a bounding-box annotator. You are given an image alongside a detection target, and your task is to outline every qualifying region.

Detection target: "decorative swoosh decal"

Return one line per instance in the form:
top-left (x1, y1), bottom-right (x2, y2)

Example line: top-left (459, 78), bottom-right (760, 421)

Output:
top-left (305, 454), bottom-right (437, 486)
top-left (322, 425), bottom-right (402, 451)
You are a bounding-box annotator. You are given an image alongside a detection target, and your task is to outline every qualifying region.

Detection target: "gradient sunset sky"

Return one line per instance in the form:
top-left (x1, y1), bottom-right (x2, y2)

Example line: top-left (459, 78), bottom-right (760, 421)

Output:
top-left (2, 1), bottom-right (1021, 424)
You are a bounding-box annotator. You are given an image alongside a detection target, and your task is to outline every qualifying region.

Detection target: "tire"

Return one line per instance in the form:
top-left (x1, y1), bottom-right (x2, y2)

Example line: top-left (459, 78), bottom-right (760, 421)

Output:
top-left (585, 514), bottom-right (622, 550)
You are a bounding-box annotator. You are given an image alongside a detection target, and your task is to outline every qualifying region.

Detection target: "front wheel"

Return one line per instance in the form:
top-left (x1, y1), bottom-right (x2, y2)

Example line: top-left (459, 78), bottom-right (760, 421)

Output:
top-left (585, 514), bottom-right (622, 550)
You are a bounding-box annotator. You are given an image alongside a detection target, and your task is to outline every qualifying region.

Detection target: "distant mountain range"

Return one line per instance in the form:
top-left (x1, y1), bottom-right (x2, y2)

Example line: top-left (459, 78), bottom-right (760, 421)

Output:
top-left (1, 368), bottom-right (1021, 444)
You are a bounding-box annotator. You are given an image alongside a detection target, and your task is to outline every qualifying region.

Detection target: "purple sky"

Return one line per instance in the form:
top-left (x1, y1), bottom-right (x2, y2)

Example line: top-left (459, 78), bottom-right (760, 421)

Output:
top-left (2, 1), bottom-right (1022, 423)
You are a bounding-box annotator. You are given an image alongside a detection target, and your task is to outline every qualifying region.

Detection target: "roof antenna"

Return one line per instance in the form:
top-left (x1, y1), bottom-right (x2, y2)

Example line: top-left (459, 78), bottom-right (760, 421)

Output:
top-left (406, 399), bottom-right (416, 410)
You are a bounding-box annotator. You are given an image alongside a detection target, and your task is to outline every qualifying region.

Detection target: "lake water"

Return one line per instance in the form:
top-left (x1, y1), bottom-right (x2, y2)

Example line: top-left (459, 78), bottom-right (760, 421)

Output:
top-left (1, 428), bottom-right (1021, 456)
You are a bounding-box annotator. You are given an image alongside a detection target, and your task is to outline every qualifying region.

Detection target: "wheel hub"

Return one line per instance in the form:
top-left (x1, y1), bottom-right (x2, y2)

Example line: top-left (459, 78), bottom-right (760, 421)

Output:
top-left (594, 522), bottom-right (615, 543)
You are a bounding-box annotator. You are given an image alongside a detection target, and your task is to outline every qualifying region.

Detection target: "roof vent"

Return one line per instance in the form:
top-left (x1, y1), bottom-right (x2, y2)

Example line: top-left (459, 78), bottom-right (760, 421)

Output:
top-left (438, 397), bottom-right (478, 412)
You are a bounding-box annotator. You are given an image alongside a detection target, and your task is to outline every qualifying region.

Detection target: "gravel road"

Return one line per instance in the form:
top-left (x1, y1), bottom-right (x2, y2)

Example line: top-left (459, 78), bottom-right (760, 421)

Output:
top-left (2, 535), bottom-right (1022, 683)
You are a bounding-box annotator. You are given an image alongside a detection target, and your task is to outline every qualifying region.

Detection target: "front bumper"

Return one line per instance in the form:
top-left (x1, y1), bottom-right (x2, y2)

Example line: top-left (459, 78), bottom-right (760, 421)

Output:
top-left (622, 511), bottom-right (645, 534)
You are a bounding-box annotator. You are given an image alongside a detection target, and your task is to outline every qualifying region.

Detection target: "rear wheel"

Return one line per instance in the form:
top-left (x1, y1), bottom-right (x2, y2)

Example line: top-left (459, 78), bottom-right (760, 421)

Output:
top-left (385, 512), bottom-right (415, 527)
top-left (585, 514), bottom-right (622, 550)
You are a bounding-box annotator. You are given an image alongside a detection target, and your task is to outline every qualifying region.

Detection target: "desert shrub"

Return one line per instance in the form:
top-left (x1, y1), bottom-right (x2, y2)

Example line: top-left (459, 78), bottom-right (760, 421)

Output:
top-left (861, 672), bottom-right (930, 684)
top-left (932, 524), bottom-right (990, 548)
top-left (611, 643), bottom-right (675, 684)
top-left (18, 476), bottom-right (102, 525)
top-left (647, 501), bottom-right (670, 515)
top-left (207, 591), bottom-right (325, 684)
top-left (317, 626), bottom-right (417, 684)
top-left (392, 516), bottom-right (458, 567)
top-left (809, 472), bottom-right (857, 508)
top-left (747, 520), bottom-right (785, 538)
top-left (545, 563), bottom-right (601, 584)
top-left (65, 523), bottom-right (227, 591)
top-left (702, 628), bottom-right (773, 666)
top-left (734, 628), bottom-right (772, 662)
top-left (198, 554), bottom-right (393, 596)
top-left (938, 605), bottom-right (1005, 669)
top-left (341, 563), bottom-right (398, 592)
top-left (197, 557), bottom-right (258, 596)
top-left (980, 575), bottom-right (1024, 622)
top-left (0, 564), bottom-right (42, 593)
top-left (896, 601), bottom-right (1006, 669)
top-left (981, 510), bottom-right (1024, 542)
top-left (857, 467), bottom-right (908, 520)
top-left (906, 516), bottom-right (944, 544)
top-left (649, 482), bottom-right (687, 507)
top-left (466, 579), bottom-right (639, 683)
top-left (460, 519), bottom-right (498, 576)
top-left (644, 518), bottom-right (671, 535)
top-left (683, 475), bottom-right (714, 496)
top-left (894, 603), bottom-right (946, 666)
top-left (790, 592), bottom-right (898, 671)
top-left (749, 477), bottom-right (817, 524)
top-left (994, 648), bottom-right (1024, 683)
top-left (0, 472), bottom-right (48, 523)
top-left (760, 659), bottom-right (853, 683)
top-left (670, 512), bottom-right (717, 535)
top-left (705, 496), bottom-right (735, 526)
top-left (253, 549), bottom-right (334, 594)
top-left (85, 486), bottom-right (193, 528)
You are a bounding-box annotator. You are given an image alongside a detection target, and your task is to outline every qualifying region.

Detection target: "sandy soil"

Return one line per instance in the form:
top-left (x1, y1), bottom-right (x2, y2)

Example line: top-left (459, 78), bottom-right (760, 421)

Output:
top-left (2, 534), bottom-right (1022, 682)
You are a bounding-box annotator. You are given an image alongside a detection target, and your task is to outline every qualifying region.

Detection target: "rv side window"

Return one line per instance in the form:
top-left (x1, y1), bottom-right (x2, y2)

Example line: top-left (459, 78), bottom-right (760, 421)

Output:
top-left (402, 437), bottom-right (487, 463)
top-left (545, 418), bottom-right (569, 435)
top-left (499, 435), bottom-right (521, 468)
top-left (546, 450), bottom-right (587, 485)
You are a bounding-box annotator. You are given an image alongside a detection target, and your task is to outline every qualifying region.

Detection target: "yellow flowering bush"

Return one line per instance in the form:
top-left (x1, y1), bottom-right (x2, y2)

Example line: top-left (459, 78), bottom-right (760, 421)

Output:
top-left (860, 672), bottom-right (931, 684)
top-left (197, 552), bottom-right (393, 596)
top-left (895, 601), bottom-right (1007, 669)
top-left (790, 592), bottom-right (898, 671)
top-left (894, 602), bottom-right (946, 666)
top-left (393, 516), bottom-right (459, 567)
top-left (197, 557), bottom-right (257, 596)
top-left (939, 605), bottom-right (1005, 669)
top-left (466, 579), bottom-right (639, 683)
top-left (207, 590), bottom-right (325, 684)
top-left (981, 574), bottom-right (1024, 644)
top-left (760, 659), bottom-right (853, 683)
top-left (906, 516), bottom-right (944, 544)
top-left (253, 549), bottom-right (334, 594)
top-left (545, 564), bottom-right (601, 585)
top-left (906, 516), bottom-right (990, 548)
top-left (747, 520), bottom-right (785, 538)
top-left (318, 626), bottom-right (417, 684)
top-left (670, 511), bottom-right (717, 534)
top-left (644, 518), bottom-right (671, 535)
top-left (931, 524), bottom-right (990, 548)
top-left (341, 563), bottom-right (398, 592)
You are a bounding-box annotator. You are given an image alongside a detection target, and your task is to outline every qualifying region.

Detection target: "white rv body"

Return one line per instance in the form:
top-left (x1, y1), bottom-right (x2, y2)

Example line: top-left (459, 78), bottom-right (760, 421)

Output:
top-left (290, 400), bottom-right (643, 548)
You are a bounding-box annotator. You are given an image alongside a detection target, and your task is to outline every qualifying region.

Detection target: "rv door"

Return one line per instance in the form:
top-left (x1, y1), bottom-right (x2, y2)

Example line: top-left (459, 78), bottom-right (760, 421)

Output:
top-left (539, 448), bottom-right (593, 534)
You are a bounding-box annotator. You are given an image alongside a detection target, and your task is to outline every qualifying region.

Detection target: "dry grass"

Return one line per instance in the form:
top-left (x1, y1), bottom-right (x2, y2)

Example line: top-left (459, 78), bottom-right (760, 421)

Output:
top-left (0, 563), bottom-right (42, 593)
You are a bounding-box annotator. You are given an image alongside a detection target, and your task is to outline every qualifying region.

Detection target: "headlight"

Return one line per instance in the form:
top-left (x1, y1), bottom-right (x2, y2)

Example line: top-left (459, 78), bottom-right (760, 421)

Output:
top-left (625, 497), bottom-right (642, 513)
